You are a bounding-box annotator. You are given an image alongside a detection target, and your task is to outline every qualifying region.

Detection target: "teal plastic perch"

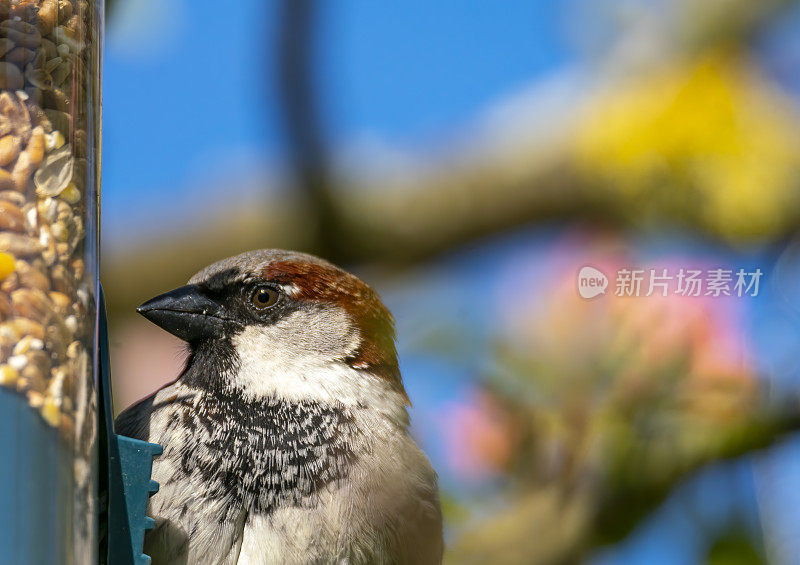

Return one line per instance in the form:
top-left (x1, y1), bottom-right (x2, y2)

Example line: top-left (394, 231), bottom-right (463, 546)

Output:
top-left (98, 284), bottom-right (163, 565)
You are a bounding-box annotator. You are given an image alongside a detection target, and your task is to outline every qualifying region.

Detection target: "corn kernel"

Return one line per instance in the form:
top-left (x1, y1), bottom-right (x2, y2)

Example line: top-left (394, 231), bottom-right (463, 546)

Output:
top-left (0, 252), bottom-right (15, 280)
top-left (41, 396), bottom-right (60, 427)
top-left (0, 364), bottom-right (18, 387)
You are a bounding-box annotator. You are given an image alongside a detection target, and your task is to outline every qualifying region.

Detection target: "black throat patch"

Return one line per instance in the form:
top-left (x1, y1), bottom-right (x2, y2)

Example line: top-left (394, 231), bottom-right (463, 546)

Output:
top-left (166, 384), bottom-right (358, 515)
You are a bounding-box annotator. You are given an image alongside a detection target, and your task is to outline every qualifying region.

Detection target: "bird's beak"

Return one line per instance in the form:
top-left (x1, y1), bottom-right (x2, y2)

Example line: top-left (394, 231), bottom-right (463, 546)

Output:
top-left (137, 284), bottom-right (231, 342)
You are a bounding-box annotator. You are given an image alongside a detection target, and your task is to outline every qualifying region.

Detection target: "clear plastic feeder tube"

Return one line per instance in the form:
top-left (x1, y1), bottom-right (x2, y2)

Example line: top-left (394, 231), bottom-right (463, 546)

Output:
top-left (0, 0), bottom-right (100, 562)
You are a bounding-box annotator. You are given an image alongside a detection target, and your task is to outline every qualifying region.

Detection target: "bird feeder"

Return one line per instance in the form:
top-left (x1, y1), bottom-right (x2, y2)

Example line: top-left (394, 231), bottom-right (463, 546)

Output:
top-left (0, 1), bottom-right (160, 563)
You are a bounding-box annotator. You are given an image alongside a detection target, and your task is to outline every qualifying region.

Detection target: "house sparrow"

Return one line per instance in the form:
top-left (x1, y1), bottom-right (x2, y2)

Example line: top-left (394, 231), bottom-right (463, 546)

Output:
top-left (115, 249), bottom-right (443, 564)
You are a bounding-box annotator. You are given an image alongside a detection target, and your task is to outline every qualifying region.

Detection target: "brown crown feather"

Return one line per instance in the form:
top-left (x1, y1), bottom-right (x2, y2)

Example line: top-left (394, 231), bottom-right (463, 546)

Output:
top-left (262, 261), bottom-right (409, 404)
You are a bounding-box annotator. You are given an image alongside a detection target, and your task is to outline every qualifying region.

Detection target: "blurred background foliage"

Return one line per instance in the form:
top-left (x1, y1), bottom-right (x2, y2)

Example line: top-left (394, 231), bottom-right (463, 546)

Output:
top-left (103, 1), bottom-right (800, 563)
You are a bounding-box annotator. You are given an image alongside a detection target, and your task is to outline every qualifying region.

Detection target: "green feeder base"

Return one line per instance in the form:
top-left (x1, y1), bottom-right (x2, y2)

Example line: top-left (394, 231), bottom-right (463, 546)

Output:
top-left (99, 285), bottom-right (162, 565)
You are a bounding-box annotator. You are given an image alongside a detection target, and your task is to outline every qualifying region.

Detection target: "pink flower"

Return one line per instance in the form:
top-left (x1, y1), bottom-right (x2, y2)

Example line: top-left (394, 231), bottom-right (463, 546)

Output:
top-left (439, 390), bottom-right (517, 482)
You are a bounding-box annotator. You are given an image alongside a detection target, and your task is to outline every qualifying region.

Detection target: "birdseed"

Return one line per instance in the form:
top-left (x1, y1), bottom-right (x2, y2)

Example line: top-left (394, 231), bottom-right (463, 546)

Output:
top-left (0, 0), bottom-right (95, 438)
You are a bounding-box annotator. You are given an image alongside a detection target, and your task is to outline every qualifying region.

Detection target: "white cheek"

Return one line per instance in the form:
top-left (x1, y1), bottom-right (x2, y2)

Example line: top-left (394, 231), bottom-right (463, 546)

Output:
top-left (230, 308), bottom-right (372, 405)
top-left (262, 305), bottom-right (358, 358)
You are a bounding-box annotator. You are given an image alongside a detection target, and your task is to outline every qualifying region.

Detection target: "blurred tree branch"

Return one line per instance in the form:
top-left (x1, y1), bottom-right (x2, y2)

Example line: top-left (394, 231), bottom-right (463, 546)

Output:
top-left (100, 157), bottom-right (605, 320)
top-left (445, 408), bottom-right (800, 565)
top-left (277, 0), bottom-right (344, 262)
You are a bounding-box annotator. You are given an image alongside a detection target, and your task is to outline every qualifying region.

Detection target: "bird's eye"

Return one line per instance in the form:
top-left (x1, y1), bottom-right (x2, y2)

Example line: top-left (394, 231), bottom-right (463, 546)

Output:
top-left (250, 286), bottom-right (279, 310)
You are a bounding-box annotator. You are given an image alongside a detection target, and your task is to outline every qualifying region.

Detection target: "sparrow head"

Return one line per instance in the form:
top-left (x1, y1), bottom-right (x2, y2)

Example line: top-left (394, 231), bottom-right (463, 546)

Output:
top-left (137, 249), bottom-right (408, 406)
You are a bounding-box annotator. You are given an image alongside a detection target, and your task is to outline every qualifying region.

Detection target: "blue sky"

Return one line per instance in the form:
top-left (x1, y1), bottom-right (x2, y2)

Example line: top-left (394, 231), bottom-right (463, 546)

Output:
top-left (102, 0), bottom-right (574, 245)
top-left (102, 0), bottom-right (800, 246)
